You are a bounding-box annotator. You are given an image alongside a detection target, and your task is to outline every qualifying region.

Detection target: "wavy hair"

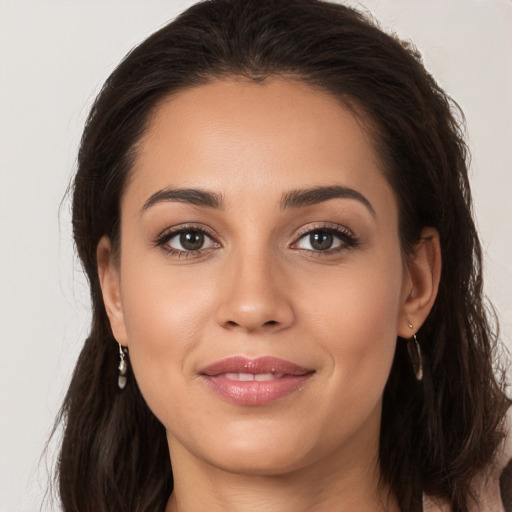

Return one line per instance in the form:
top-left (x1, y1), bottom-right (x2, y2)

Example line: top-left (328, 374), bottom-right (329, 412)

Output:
top-left (52, 1), bottom-right (510, 511)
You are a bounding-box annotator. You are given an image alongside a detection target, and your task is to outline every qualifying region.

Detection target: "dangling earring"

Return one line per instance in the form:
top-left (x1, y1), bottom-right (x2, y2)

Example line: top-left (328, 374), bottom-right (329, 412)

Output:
top-left (407, 323), bottom-right (423, 381)
top-left (118, 344), bottom-right (128, 390)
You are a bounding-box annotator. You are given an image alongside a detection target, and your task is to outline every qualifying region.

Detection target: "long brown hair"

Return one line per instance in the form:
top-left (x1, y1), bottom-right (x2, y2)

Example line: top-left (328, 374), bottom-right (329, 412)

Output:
top-left (53, 1), bottom-right (510, 511)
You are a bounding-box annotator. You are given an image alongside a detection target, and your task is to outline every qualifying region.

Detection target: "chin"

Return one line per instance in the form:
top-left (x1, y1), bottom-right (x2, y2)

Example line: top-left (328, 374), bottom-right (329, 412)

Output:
top-left (208, 444), bottom-right (313, 477)
top-left (187, 419), bottom-right (326, 476)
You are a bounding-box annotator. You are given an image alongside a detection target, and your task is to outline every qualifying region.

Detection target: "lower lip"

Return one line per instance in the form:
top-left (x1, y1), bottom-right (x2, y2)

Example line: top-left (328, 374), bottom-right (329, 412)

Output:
top-left (202, 374), bottom-right (313, 406)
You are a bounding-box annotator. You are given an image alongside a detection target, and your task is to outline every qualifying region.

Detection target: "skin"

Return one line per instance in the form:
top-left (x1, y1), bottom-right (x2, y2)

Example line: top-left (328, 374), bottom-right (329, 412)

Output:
top-left (98, 79), bottom-right (441, 511)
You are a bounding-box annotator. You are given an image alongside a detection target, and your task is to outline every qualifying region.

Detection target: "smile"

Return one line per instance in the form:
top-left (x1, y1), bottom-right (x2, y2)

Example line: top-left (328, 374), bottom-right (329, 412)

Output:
top-left (218, 372), bottom-right (285, 381)
top-left (200, 356), bottom-right (315, 406)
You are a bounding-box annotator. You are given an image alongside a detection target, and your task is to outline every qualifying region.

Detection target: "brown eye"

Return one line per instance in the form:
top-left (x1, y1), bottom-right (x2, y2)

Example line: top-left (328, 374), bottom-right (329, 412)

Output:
top-left (164, 229), bottom-right (217, 253)
top-left (179, 231), bottom-right (205, 251)
top-left (309, 231), bottom-right (334, 251)
top-left (293, 226), bottom-right (357, 253)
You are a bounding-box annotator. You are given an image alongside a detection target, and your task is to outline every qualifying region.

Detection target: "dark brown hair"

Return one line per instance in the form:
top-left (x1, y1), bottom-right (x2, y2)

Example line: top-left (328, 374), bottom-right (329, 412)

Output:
top-left (53, 1), bottom-right (510, 511)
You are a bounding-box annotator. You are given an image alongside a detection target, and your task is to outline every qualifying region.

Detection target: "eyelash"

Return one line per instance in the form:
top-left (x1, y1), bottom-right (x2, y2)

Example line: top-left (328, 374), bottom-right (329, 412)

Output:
top-left (154, 222), bottom-right (359, 258)
top-left (155, 224), bottom-right (219, 258)
top-left (292, 223), bottom-right (359, 255)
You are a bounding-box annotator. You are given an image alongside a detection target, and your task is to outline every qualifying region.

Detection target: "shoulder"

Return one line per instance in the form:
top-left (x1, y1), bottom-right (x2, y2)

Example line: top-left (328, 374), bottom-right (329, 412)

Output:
top-left (423, 405), bottom-right (512, 512)
top-left (499, 406), bottom-right (512, 511)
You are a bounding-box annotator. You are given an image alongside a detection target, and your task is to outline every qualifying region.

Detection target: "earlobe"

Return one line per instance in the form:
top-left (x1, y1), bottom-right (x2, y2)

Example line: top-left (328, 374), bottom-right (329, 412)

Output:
top-left (97, 236), bottom-right (129, 346)
top-left (398, 227), bottom-right (442, 337)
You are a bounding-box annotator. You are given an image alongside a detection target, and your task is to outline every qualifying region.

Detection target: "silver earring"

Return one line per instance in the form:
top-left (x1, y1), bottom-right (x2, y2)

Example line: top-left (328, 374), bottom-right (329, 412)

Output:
top-left (407, 334), bottom-right (423, 381)
top-left (118, 344), bottom-right (128, 390)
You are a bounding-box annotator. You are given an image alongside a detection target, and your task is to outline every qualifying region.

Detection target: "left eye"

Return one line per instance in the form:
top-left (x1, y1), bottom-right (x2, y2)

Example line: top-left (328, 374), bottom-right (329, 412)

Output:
top-left (165, 229), bottom-right (217, 252)
top-left (294, 229), bottom-right (349, 252)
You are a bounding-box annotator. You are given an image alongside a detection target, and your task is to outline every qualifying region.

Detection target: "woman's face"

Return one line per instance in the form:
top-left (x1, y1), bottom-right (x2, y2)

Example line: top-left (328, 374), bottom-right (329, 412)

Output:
top-left (101, 79), bottom-right (419, 476)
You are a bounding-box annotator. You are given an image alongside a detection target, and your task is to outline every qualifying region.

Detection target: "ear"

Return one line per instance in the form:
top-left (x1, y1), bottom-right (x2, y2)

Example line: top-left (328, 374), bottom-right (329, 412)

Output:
top-left (397, 227), bottom-right (442, 337)
top-left (97, 236), bottom-right (129, 346)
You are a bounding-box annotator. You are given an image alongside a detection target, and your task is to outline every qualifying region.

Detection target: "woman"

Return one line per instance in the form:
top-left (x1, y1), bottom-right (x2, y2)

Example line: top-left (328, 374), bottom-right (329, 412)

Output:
top-left (53, 0), bottom-right (511, 510)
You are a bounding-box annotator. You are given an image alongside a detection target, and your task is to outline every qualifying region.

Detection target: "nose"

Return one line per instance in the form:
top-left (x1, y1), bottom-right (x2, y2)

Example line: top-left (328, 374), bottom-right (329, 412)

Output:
top-left (216, 248), bottom-right (295, 334)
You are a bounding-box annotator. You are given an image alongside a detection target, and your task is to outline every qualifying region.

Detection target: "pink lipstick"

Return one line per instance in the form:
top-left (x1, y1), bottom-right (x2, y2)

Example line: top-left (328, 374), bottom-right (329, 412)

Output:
top-left (200, 356), bottom-right (315, 406)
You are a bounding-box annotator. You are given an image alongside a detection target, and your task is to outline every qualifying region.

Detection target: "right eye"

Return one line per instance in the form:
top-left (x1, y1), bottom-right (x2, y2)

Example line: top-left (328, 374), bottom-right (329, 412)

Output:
top-left (157, 227), bottom-right (219, 256)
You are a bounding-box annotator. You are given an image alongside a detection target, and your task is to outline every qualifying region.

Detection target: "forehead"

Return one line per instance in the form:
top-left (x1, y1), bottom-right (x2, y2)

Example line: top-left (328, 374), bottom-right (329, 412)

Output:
top-left (126, 78), bottom-right (396, 217)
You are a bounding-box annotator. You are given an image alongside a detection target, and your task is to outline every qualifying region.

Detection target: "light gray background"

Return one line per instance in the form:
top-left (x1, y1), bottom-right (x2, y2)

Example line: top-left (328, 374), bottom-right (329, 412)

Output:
top-left (1, 1), bottom-right (511, 510)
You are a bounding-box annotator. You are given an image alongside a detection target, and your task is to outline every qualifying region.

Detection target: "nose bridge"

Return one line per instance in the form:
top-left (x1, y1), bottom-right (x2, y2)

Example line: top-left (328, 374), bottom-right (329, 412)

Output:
top-left (216, 241), bottom-right (294, 332)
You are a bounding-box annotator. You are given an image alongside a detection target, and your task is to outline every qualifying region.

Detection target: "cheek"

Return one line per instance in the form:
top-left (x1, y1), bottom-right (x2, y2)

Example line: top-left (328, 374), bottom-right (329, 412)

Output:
top-left (285, 252), bottom-right (403, 453)
top-left (302, 249), bottom-right (403, 388)
top-left (121, 245), bottom-right (217, 334)
top-left (118, 256), bottom-right (217, 409)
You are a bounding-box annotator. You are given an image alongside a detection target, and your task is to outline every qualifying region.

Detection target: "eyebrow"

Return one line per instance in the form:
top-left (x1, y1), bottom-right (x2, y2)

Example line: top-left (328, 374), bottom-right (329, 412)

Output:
top-left (281, 185), bottom-right (376, 217)
top-left (141, 187), bottom-right (224, 212)
top-left (141, 184), bottom-right (375, 217)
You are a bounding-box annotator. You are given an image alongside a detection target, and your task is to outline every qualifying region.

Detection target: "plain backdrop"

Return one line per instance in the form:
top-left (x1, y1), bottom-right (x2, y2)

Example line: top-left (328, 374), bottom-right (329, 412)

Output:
top-left (1, 1), bottom-right (511, 510)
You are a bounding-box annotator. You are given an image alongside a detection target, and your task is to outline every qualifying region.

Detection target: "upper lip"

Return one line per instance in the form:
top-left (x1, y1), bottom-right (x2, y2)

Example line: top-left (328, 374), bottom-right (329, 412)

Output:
top-left (200, 356), bottom-right (315, 376)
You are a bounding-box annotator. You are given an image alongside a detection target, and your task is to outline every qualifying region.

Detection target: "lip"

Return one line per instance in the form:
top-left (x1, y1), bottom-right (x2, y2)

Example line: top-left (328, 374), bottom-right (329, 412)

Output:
top-left (199, 356), bottom-right (315, 406)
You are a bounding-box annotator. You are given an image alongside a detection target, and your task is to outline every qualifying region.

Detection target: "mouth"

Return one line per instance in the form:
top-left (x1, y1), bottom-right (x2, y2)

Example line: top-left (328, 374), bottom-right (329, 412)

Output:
top-left (215, 372), bottom-right (287, 381)
top-left (199, 356), bottom-right (315, 406)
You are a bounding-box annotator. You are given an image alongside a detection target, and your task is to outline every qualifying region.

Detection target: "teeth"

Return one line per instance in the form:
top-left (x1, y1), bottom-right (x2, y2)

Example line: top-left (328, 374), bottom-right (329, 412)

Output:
top-left (223, 372), bottom-right (253, 381)
top-left (221, 372), bottom-right (284, 381)
top-left (255, 373), bottom-right (283, 381)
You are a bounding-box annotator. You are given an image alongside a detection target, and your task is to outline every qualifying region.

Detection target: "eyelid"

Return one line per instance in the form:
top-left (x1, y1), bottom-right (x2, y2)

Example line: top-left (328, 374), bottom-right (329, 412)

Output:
top-left (153, 221), bottom-right (358, 258)
top-left (156, 223), bottom-right (219, 240)
top-left (294, 221), bottom-right (354, 238)
top-left (290, 222), bottom-right (359, 252)
top-left (154, 223), bottom-right (221, 256)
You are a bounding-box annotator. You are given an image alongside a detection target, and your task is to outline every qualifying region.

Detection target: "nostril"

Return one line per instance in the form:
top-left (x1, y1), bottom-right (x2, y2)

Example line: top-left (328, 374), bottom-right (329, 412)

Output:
top-left (222, 319), bottom-right (280, 331)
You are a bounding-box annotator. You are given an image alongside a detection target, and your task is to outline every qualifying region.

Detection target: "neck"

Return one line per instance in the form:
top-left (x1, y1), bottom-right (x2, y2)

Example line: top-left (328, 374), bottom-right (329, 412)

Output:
top-left (165, 431), bottom-right (399, 512)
